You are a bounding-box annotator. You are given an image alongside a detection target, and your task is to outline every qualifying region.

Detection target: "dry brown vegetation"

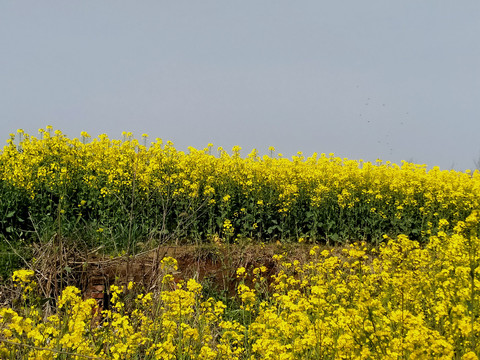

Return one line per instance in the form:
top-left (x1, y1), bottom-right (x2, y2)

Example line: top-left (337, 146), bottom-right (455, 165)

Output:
top-left (1, 237), bottom-right (322, 315)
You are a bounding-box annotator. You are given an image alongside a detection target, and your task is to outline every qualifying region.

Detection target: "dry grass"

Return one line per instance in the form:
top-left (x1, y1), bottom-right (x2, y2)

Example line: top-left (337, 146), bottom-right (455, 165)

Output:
top-left (1, 237), bottom-right (329, 317)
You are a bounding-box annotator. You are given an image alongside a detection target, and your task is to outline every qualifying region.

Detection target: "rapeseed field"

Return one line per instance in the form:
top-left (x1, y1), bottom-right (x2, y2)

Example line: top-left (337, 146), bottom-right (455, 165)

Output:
top-left (1, 127), bottom-right (479, 247)
top-left (1, 128), bottom-right (480, 359)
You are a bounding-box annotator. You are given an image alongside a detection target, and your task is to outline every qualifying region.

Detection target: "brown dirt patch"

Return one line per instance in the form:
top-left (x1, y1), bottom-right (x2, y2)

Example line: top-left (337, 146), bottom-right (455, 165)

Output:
top-left (1, 238), bottom-right (325, 314)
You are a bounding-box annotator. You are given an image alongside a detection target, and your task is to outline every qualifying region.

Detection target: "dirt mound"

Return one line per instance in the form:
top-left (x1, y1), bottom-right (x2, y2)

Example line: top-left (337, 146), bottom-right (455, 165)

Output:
top-left (2, 238), bottom-right (317, 314)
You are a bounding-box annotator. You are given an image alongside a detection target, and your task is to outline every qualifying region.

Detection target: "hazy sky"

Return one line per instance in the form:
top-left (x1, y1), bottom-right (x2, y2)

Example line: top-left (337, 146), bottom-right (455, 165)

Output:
top-left (1, 1), bottom-right (479, 170)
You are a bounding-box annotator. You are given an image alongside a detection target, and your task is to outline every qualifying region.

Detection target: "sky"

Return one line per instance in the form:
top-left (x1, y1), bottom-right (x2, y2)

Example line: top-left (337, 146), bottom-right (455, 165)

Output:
top-left (1, 1), bottom-right (479, 171)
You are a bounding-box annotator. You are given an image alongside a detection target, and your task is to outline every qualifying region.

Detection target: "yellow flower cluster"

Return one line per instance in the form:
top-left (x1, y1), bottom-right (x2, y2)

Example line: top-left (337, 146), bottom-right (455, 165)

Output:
top-left (2, 216), bottom-right (480, 358)
top-left (0, 265), bottom-right (234, 359)
top-left (1, 128), bottom-right (479, 244)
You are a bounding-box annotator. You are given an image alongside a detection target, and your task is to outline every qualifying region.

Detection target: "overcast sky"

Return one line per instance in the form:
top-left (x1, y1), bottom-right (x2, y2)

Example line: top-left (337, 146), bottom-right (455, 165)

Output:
top-left (1, 1), bottom-right (479, 170)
